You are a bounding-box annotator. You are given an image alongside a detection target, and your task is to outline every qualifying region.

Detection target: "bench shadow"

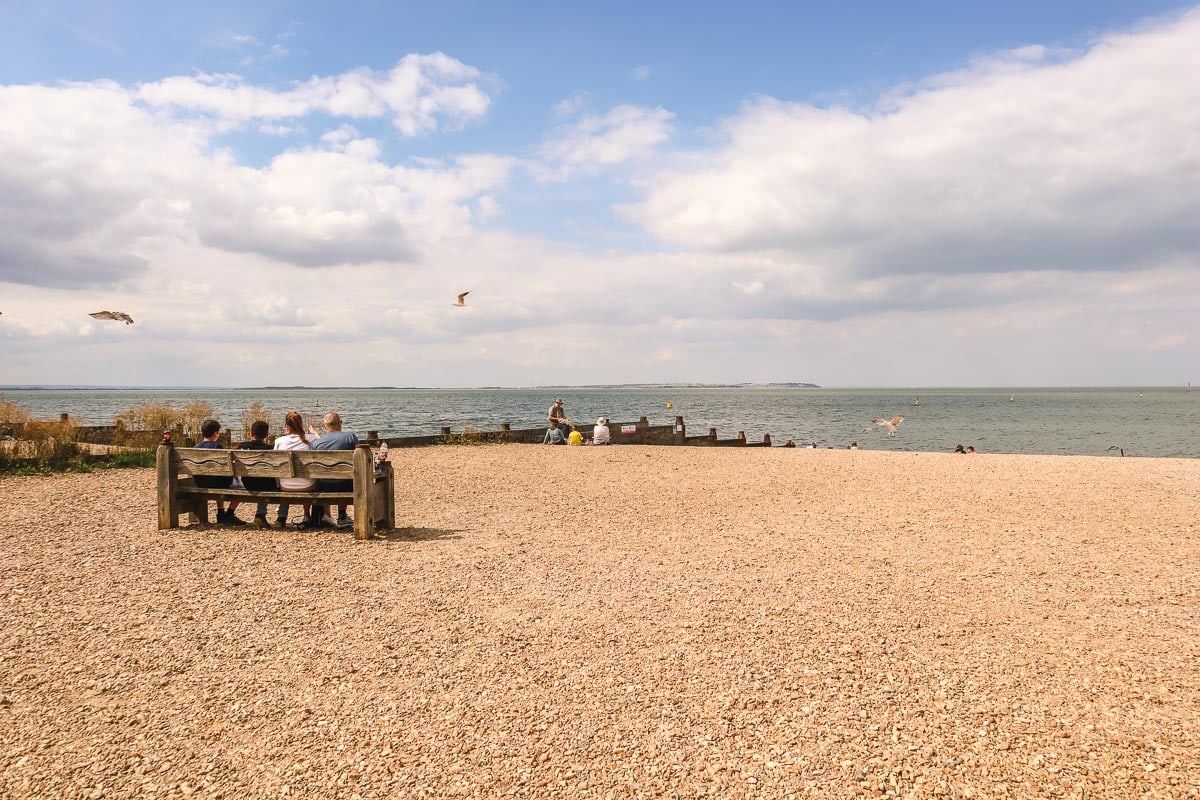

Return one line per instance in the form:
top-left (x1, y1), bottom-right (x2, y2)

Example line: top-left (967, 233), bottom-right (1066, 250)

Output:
top-left (373, 526), bottom-right (464, 542)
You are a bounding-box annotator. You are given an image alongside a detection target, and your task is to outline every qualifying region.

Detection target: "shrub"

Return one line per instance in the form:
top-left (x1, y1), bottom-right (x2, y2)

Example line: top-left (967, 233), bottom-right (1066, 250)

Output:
top-left (113, 401), bottom-right (214, 444)
top-left (0, 417), bottom-right (81, 472)
top-left (239, 402), bottom-right (281, 443)
top-left (0, 393), bottom-right (30, 429)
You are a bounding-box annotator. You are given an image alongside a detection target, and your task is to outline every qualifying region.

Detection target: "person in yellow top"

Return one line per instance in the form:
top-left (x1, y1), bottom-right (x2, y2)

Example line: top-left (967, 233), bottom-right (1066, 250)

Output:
top-left (567, 424), bottom-right (583, 446)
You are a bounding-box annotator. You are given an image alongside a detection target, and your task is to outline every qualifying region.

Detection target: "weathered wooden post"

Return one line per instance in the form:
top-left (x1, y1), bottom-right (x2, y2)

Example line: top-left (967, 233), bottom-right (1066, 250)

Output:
top-left (708, 427), bottom-right (718, 444)
top-left (673, 416), bottom-right (685, 444)
top-left (440, 426), bottom-right (452, 437)
top-left (737, 431), bottom-right (746, 446)
top-left (60, 412), bottom-right (69, 423)
top-left (352, 444), bottom-right (374, 541)
top-left (763, 433), bottom-right (772, 446)
top-left (156, 435), bottom-right (178, 530)
top-left (365, 430), bottom-right (379, 443)
top-left (499, 423), bottom-right (512, 442)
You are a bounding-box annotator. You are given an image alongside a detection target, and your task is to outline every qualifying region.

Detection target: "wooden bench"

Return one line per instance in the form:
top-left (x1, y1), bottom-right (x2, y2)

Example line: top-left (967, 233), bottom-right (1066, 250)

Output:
top-left (156, 443), bottom-right (394, 540)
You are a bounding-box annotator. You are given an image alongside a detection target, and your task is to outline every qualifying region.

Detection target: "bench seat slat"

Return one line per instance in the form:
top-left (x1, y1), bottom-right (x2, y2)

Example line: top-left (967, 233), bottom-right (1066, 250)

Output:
top-left (175, 488), bottom-right (356, 500)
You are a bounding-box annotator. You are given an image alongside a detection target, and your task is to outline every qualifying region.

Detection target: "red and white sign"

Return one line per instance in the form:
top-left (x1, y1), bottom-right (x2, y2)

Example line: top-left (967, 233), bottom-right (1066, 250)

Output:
top-left (621, 424), bottom-right (637, 435)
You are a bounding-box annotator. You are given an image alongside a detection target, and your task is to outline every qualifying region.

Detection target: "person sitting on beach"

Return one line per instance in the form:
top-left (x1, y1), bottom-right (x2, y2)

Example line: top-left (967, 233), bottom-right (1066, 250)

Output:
top-left (308, 411), bottom-right (358, 529)
top-left (273, 411), bottom-right (318, 529)
top-left (237, 420), bottom-right (277, 528)
top-left (548, 398), bottom-right (569, 430)
top-left (954, 444), bottom-right (966, 454)
top-left (966, 445), bottom-right (976, 454)
top-left (195, 419), bottom-right (243, 525)
top-left (567, 424), bottom-right (583, 446)
top-left (848, 441), bottom-right (858, 450)
top-left (592, 417), bottom-right (611, 445)
top-left (543, 421), bottom-right (565, 445)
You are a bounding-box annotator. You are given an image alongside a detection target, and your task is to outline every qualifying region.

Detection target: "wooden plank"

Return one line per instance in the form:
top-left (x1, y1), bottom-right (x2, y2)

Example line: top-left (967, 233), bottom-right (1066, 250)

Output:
top-left (353, 444), bottom-right (372, 540)
top-left (155, 444), bottom-right (177, 529)
top-left (172, 447), bottom-right (354, 478)
top-left (175, 488), bottom-right (355, 500)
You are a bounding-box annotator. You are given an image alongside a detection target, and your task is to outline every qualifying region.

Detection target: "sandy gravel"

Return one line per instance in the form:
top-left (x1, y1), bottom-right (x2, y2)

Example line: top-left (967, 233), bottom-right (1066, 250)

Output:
top-left (1, 446), bottom-right (1198, 799)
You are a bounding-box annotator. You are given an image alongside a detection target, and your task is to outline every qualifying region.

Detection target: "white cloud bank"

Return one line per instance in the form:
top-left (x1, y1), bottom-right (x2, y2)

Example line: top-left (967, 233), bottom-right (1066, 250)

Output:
top-left (0, 55), bottom-right (510, 287)
top-left (628, 8), bottom-right (1200, 283)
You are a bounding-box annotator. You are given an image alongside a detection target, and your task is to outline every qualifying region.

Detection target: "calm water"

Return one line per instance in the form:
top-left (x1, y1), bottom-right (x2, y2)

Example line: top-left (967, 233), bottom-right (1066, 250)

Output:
top-left (4, 387), bottom-right (1198, 458)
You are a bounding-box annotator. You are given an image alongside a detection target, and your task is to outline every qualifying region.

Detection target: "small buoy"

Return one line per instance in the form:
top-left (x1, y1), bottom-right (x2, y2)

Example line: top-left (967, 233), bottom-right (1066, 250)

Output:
top-left (666, 402), bottom-right (673, 409)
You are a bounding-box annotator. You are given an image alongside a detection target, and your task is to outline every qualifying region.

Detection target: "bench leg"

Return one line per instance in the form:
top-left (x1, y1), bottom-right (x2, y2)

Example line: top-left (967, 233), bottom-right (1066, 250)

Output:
top-left (190, 497), bottom-right (209, 525)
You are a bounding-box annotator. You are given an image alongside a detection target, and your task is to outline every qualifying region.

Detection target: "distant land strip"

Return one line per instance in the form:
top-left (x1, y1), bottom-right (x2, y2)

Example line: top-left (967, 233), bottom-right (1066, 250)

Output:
top-left (2, 383), bottom-right (821, 391)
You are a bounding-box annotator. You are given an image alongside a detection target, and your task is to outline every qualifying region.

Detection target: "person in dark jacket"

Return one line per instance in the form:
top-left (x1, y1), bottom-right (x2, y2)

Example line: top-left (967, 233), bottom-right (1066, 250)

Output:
top-left (233, 419), bottom-right (278, 528)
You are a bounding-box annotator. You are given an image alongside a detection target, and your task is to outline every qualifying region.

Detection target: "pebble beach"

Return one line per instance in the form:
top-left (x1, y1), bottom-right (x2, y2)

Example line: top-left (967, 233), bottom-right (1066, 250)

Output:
top-left (1, 445), bottom-right (1197, 799)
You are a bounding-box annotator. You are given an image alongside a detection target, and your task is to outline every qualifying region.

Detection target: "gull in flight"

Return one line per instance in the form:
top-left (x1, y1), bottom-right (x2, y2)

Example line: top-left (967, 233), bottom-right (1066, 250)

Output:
top-left (89, 311), bottom-right (135, 325)
top-left (452, 291), bottom-right (470, 307)
top-left (871, 415), bottom-right (905, 435)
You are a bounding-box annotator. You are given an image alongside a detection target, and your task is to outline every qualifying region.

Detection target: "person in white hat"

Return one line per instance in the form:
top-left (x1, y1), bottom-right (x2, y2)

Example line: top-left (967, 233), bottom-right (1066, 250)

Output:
top-left (592, 417), bottom-right (611, 445)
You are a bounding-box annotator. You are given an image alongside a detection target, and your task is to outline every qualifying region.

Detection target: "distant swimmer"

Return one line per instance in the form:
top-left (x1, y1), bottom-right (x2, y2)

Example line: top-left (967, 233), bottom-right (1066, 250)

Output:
top-left (871, 415), bottom-right (905, 436)
top-left (452, 291), bottom-right (470, 307)
top-left (913, 399), bottom-right (920, 406)
top-left (89, 310), bottom-right (134, 325)
top-left (1009, 393), bottom-right (1015, 402)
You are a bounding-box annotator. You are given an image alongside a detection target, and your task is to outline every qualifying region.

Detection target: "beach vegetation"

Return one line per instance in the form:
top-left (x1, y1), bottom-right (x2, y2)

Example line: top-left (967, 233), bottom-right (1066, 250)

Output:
top-left (240, 402), bottom-right (281, 443)
top-left (0, 393), bottom-right (31, 427)
top-left (438, 423), bottom-right (505, 446)
top-left (0, 416), bottom-right (81, 473)
top-left (113, 401), bottom-right (214, 445)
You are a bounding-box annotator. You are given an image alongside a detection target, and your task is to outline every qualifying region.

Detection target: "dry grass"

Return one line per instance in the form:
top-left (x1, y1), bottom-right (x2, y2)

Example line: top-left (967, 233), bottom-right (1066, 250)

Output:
top-left (113, 401), bottom-right (214, 443)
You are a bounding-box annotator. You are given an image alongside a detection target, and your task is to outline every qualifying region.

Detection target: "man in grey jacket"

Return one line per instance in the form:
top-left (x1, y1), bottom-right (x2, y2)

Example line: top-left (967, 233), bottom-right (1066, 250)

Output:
top-left (308, 411), bottom-right (359, 528)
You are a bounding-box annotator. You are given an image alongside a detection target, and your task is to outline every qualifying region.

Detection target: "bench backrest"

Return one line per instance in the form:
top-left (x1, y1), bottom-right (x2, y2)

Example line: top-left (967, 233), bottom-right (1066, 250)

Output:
top-left (171, 446), bottom-right (358, 480)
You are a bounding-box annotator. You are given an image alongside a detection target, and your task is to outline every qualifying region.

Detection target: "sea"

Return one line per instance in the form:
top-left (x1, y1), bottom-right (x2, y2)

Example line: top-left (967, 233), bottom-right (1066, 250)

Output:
top-left (3, 386), bottom-right (1197, 459)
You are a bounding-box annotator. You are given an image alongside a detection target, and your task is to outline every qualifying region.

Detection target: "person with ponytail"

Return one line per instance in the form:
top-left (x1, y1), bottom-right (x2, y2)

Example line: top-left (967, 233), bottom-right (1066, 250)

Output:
top-left (272, 411), bottom-right (318, 529)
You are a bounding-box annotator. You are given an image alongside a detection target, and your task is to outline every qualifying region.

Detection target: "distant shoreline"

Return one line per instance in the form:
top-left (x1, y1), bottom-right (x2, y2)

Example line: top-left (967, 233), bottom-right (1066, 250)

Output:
top-left (1, 383), bottom-right (822, 391)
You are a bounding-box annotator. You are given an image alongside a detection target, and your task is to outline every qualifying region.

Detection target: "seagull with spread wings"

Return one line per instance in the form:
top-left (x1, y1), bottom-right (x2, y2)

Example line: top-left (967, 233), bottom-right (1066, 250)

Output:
top-left (452, 292), bottom-right (470, 307)
top-left (89, 311), bottom-right (135, 325)
top-left (871, 415), bottom-right (905, 435)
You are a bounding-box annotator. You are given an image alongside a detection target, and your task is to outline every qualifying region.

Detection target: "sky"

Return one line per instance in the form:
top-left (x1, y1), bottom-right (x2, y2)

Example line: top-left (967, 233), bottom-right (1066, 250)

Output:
top-left (1, 0), bottom-right (1198, 388)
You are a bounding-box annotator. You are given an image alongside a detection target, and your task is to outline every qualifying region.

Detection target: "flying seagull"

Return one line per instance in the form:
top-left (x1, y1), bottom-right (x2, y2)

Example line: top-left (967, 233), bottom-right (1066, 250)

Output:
top-left (452, 292), bottom-right (469, 307)
top-left (90, 311), bottom-right (135, 325)
top-left (871, 415), bottom-right (905, 435)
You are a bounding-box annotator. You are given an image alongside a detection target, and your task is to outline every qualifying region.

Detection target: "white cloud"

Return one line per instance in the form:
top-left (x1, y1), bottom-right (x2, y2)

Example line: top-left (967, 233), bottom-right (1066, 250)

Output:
top-left (1148, 333), bottom-right (1186, 351)
top-left (626, 8), bottom-right (1200, 285)
top-left (733, 280), bottom-right (764, 296)
top-left (539, 105), bottom-right (673, 180)
top-left (552, 92), bottom-right (588, 118)
top-left (136, 52), bottom-right (491, 136)
top-left (630, 65), bottom-right (651, 81)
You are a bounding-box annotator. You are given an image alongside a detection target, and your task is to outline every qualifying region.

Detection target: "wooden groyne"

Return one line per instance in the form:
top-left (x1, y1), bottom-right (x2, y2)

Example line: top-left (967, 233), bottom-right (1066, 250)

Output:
top-left (36, 414), bottom-right (777, 449)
